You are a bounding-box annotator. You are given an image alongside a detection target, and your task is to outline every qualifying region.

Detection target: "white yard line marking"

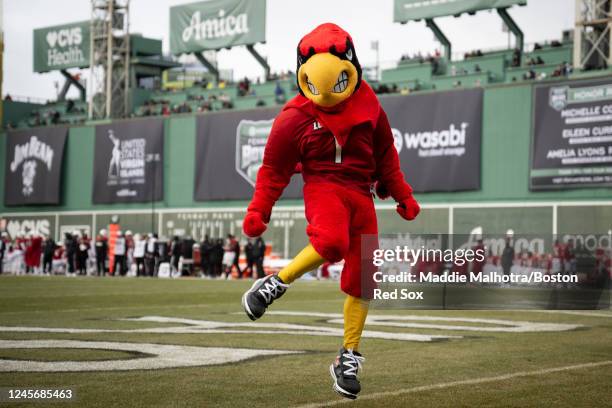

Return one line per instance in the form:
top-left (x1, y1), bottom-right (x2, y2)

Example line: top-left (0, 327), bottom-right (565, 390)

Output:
top-left (517, 310), bottom-right (612, 318)
top-left (296, 360), bottom-right (612, 408)
top-left (268, 311), bottom-right (582, 332)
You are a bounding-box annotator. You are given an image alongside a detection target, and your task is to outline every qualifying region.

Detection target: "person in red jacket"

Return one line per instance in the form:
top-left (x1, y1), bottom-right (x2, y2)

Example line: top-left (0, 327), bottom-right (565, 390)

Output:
top-left (25, 233), bottom-right (42, 274)
top-left (241, 23), bottom-right (420, 399)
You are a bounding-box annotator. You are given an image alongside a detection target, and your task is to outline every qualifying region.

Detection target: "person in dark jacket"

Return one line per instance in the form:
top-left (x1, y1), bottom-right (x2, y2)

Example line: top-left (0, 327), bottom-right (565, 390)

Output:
top-left (170, 236), bottom-right (181, 274)
top-left (254, 236), bottom-right (266, 279)
top-left (501, 238), bottom-right (515, 276)
top-left (181, 235), bottom-right (196, 276)
top-left (244, 239), bottom-right (255, 278)
top-left (95, 231), bottom-right (108, 276)
top-left (0, 232), bottom-right (7, 274)
top-left (145, 233), bottom-right (159, 277)
top-left (211, 239), bottom-right (224, 278)
top-left (199, 236), bottom-right (213, 277)
top-left (64, 232), bottom-right (77, 274)
top-left (42, 236), bottom-right (57, 274)
top-left (227, 234), bottom-right (242, 278)
top-left (76, 234), bottom-right (90, 275)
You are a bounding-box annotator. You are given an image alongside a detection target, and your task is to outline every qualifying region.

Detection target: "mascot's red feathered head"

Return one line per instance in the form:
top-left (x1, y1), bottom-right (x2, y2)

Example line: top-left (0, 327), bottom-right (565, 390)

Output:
top-left (296, 23), bottom-right (362, 108)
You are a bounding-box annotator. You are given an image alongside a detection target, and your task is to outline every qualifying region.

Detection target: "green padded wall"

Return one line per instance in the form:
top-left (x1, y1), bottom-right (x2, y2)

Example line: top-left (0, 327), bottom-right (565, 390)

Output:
top-left (1, 81), bottom-right (610, 217)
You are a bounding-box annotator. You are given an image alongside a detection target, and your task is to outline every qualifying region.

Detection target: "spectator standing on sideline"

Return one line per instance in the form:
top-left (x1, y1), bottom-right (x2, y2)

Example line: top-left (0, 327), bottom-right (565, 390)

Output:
top-left (226, 234), bottom-right (242, 278)
top-left (245, 239), bottom-right (255, 278)
top-left (13, 233), bottom-right (27, 274)
top-left (170, 236), bottom-right (181, 274)
top-left (254, 236), bottom-right (266, 279)
top-left (76, 233), bottom-right (90, 276)
top-left (180, 235), bottom-right (196, 276)
top-left (199, 235), bottom-right (213, 277)
top-left (145, 233), bottom-right (158, 276)
top-left (26, 233), bottom-right (43, 274)
top-left (113, 231), bottom-right (127, 276)
top-left (64, 232), bottom-right (77, 275)
top-left (212, 239), bottom-right (224, 277)
top-left (471, 239), bottom-right (485, 275)
top-left (42, 235), bottom-right (57, 275)
top-left (564, 239), bottom-right (576, 275)
top-left (133, 234), bottom-right (146, 276)
top-left (125, 231), bottom-right (134, 272)
top-left (501, 238), bottom-right (515, 276)
top-left (95, 230), bottom-right (108, 276)
top-left (0, 232), bottom-right (7, 274)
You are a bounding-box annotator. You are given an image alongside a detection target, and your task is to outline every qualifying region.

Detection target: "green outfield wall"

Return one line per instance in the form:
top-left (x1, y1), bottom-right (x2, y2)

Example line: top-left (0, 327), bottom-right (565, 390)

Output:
top-left (2, 80), bottom-right (611, 256)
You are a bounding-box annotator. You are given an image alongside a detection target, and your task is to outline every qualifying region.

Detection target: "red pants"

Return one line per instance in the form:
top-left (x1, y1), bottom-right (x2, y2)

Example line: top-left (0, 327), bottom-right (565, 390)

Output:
top-left (304, 182), bottom-right (378, 299)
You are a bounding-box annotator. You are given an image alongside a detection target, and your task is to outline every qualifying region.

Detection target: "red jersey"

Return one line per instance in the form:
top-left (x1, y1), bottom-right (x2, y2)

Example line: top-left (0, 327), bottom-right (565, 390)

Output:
top-left (248, 83), bottom-right (412, 219)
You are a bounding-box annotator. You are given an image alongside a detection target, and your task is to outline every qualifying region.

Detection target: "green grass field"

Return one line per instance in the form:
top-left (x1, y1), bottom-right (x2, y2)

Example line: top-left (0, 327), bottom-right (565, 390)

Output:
top-left (0, 276), bottom-right (610, 407)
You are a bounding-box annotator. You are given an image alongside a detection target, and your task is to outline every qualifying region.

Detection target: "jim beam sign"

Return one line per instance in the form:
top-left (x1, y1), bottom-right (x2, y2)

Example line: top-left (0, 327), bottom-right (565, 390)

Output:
top-left (170, 0), bottom-right (266, 54)
top-left (4, 128), bottom-right (67, 205)
top-left (33, 21), bottom-right (90, 73)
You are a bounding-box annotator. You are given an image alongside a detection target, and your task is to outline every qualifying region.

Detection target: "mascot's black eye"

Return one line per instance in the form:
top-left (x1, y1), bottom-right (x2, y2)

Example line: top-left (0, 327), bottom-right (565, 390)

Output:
top-left (346, 49), bottom-right (353, 61)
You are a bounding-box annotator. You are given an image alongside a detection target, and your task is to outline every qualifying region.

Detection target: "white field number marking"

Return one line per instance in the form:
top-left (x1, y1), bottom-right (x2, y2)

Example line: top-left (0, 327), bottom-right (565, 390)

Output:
top-left (0, 340), bottom-right (300, 372)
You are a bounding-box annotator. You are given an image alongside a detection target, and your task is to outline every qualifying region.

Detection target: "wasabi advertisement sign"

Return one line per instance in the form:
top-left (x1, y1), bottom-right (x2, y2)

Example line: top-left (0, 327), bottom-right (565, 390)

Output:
top-left (33, 21), bottom-right (90, 72)
top-left (531, 78), bottom-right (612, 190)
top-left (393, 0), bottom-right (526, 22)
top-left (170, 0), bottom-right (266, 54)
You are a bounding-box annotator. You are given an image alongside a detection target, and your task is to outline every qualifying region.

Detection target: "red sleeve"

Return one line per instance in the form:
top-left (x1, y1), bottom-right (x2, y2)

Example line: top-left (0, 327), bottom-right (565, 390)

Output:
top-left (246, 108), bottom-right (302, 222)
top-left (373, 109), bottom-right (413, 202)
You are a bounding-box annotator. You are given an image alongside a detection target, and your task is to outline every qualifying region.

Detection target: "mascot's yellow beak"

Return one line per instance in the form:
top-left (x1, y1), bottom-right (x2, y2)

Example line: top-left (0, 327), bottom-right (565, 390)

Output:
top-left (297, 52), bottom-right (358, 108)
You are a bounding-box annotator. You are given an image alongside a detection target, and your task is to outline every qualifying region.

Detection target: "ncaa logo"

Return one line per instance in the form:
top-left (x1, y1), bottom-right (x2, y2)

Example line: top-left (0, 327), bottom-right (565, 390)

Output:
top-left (235, 119), bottom-right (274, 186)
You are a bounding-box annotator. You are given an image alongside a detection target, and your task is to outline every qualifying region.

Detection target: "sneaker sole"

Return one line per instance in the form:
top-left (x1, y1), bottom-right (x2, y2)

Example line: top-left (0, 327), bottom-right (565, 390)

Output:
top-left (329, 364), bottom-right (358, 400)
top-left (241, 278), bottom-right (264, 321)
top-left (241, 291), bottom-right (257, 321)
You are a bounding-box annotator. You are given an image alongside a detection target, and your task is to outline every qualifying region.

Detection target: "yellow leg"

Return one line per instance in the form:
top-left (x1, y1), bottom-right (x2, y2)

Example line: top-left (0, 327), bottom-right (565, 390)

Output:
top-left (277, 244), bottom-right (325, 284)
top-left (343, 295), bottom-right (369, 351)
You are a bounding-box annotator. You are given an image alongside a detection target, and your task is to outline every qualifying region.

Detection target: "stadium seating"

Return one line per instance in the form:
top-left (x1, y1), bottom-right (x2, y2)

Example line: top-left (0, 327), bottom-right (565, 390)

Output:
top-left (4, 36), bottom-right (603, 130)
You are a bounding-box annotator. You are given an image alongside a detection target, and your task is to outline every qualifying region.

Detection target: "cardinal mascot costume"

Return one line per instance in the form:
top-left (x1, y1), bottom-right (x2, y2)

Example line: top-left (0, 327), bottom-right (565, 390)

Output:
top-left (241, 23), bottom-right (420, 399)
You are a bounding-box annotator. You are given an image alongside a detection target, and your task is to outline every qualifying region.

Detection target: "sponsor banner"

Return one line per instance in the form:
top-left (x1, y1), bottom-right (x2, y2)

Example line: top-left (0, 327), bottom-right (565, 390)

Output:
top-left (170, 0), bottom-right (266, 54)
top-left (531, 78), bottom-right (612, 190)
top-left (194, 108), bottom-right (303, 201)
top-left (0, 215), bottom-right (55, 240)
top-left (33, 21), bottom-right (90, 72)
top-left (393, 0), bottom-right (526, 22)
top-left (4, 127), bottom-right (67, 205)
top-left (381, 89), bottom-right (483, 192)
top-left (92, 119), bottom-right (164, 204)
